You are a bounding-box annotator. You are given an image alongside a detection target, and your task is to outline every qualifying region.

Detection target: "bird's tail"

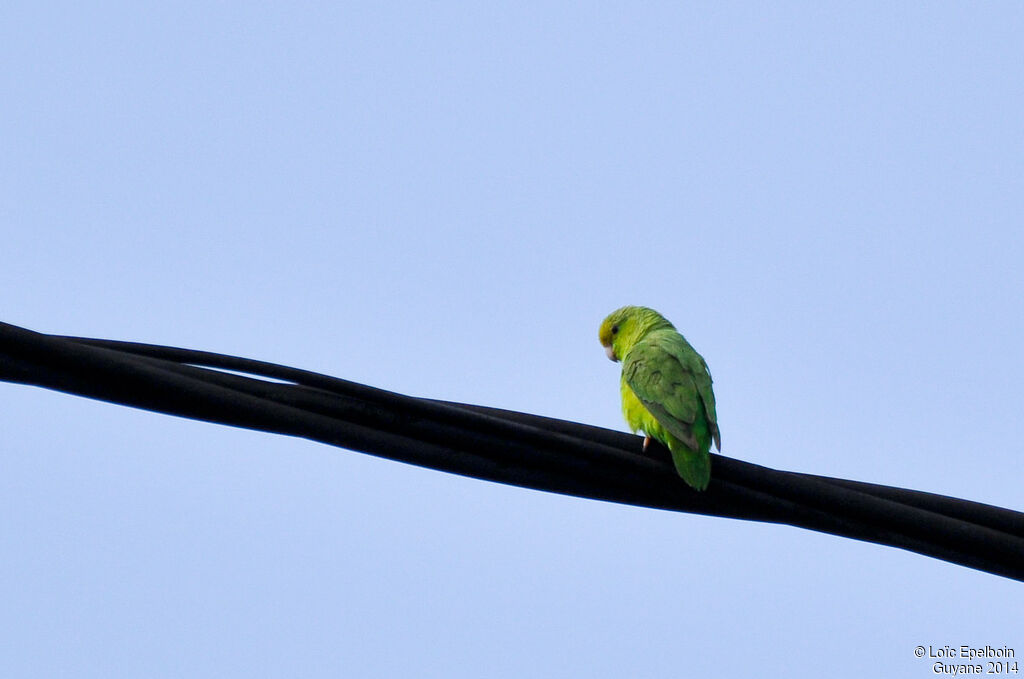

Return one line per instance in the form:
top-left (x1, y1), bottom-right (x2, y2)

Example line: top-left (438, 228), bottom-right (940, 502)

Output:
top-left (668, 440), bottom-right (711, 491)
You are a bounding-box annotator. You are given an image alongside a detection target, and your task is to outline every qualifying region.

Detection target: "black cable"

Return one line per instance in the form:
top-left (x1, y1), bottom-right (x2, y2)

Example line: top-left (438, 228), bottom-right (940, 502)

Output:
top-left (1, 321), bottom-right (1021, 581)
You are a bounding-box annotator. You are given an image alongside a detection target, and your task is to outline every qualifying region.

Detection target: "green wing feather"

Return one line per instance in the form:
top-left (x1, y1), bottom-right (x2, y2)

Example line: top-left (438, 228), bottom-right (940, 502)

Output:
top-left (622, 330), bottom-right (720, 452)
top-left (693, 355), bottom-right (721, 451)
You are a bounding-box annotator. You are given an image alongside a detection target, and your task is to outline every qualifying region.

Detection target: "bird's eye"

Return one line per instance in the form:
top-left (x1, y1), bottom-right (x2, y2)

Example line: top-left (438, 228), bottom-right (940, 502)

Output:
top-left (611, 325), bottom-right (619, 335)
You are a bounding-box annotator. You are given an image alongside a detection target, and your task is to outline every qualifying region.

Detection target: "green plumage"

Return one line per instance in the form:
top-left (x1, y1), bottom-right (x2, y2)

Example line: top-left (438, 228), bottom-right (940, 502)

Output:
top-left (599, 306), bottom-right (720, 491)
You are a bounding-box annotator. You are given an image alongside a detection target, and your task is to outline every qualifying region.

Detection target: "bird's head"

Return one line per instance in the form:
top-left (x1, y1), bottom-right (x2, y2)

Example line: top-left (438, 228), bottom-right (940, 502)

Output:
top-left (598, 306), bottom-right (674, 362)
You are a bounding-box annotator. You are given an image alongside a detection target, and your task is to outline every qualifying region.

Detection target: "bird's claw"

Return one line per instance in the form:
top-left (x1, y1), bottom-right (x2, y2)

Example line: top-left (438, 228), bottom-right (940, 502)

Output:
top-left (642, 436), bottom-right (651, 452)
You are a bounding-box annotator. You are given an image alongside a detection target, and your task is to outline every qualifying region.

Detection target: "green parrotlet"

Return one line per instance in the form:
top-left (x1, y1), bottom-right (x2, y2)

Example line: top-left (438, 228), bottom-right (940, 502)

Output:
top-left (599, 306), bottom-right (721, 491)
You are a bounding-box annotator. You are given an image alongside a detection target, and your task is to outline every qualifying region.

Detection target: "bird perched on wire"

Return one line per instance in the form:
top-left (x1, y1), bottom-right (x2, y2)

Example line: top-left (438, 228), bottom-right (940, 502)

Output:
top-left (599, 306), bottom-right (721, 491)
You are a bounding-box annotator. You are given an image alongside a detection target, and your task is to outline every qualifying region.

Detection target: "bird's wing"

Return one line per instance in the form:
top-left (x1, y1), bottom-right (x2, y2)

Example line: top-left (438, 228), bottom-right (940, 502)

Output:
top-left (622, 334), bottom-right (705, 450)
top-left (692, 354), bottom-right (721, 451)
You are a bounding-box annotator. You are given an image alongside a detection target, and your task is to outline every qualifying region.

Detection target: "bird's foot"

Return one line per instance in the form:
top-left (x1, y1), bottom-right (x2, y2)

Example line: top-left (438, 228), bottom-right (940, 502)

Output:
top-left (642, 436), bottom-right (652, 452)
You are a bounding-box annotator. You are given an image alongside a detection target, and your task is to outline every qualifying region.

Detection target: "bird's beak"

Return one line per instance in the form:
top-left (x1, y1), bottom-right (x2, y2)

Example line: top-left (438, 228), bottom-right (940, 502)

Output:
top-left (604, 345), bottom-right (617, 361)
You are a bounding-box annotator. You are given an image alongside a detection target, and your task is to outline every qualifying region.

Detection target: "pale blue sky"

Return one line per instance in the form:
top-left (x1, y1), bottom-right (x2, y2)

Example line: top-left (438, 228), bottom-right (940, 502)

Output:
top-left (2, 2), bottom-right (1022, 677)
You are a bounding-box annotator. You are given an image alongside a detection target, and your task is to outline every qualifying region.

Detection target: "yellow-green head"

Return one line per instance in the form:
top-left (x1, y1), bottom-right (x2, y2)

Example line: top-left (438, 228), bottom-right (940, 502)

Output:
top-left (598, 306), bottom-right (675, 362)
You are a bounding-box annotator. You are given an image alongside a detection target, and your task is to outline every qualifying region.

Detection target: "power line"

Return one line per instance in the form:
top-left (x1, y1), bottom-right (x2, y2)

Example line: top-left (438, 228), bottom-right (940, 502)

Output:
top-left (1, 320), bottom-right (1022, 581)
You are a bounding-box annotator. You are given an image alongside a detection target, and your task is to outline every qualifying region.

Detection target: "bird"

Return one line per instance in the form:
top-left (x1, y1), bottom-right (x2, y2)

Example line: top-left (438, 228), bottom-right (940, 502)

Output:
top-left (599, 306), bottom-right (720, 491)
